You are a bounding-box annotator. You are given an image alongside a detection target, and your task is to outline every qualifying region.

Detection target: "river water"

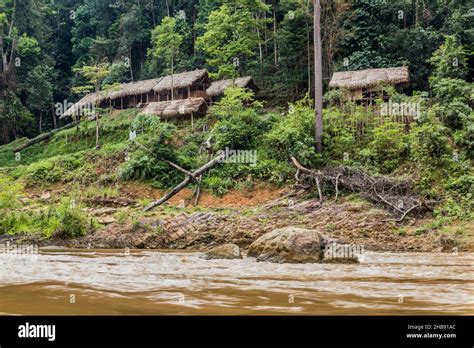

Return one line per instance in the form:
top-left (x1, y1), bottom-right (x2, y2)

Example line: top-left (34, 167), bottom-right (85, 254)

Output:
top-left (0, 249), bottom-right (472, 315)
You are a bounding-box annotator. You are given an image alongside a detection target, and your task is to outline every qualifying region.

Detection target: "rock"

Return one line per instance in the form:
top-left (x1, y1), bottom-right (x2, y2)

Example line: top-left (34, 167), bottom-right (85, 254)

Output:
top-left (98, 216), bottom-right (117, 225)
top-left (40, 192), bottom-right (51, 200)
top-left (202, 243), bottom-right (242, 260)
top-left (247, 227), bottom-right (324, 263)
top-left (91, 207), bottom-right (117, 216)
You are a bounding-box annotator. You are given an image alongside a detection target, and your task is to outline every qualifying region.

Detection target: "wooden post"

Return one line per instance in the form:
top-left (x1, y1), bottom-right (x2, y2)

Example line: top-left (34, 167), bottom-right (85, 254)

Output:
top-left (121, 97), bottom-right (123, 110)
top-left (314, 0), bottom-right (323, 153)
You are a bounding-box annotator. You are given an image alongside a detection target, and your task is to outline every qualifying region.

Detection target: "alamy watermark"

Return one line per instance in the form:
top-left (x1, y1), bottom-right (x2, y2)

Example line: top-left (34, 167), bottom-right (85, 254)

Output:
top-left (324, 243), bottom-right (364, 260)
top-left (380, 100), bottom-right (420, 119)
top-left (0, 242), bottom-right (39, 259)
top-left (55, 99), bottom-right (95, 118)
top-left (216, 147), bottom-right (258, 167)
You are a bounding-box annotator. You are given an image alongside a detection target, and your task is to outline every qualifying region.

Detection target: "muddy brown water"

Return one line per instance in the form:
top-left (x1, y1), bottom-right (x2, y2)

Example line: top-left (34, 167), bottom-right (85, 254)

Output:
top-left (0, 249), bottom-right (472, 315)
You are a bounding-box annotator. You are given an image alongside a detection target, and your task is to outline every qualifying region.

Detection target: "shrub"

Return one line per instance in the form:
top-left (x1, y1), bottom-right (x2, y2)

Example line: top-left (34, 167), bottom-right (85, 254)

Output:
top-left (430, 100), bottom-right (472, 131)
top-left (0, 176), bottom-right (29, 234)
top-left (118, 117), bottom-right (180, 186)
top-left (453, 120), bottom-right (474, 159)
top-left (264, 97), bottom-right (318, 166)
top-left (210, 87), bottom-right (272, 151)
top-left (409, 122), bottom-right (453, 167)
top-left (36, 197), bottom-right (94, 239)
top-left (359, 121), bottom-right (408, 173)
top-left (323, 107), bottom-right (357, 162)
top-left (203, 175), bottom-right (234, 196)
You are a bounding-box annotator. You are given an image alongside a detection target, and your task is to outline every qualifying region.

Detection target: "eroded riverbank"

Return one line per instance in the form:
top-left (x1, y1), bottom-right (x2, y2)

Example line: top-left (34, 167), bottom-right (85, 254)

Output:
top-left (10, 196), bottom-right (472, 253)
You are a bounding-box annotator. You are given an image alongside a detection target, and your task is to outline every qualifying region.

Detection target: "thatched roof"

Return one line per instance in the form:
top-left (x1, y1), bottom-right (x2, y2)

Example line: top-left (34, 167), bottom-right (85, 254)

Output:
top-left (139, 97), bottom-right (207, 119)
top-left (107, 77), bottom-right (163, 100)
top-left (153, 69), bottom-right (208, 93)
top-left (329, 67), bottom-right (409, 90)
top-left (206, 76), bottom-right (257, 97)
top-left (60, 92), bottom-right (106, 119)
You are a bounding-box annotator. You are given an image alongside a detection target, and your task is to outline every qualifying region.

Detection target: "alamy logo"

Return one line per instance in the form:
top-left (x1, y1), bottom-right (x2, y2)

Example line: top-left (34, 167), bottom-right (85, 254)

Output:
top-left (18, 322), bottom-right (56, 341)
top-left (216, 147), bottom-right (258, 167)
top-left (380, 100), bottom-right (420, 119)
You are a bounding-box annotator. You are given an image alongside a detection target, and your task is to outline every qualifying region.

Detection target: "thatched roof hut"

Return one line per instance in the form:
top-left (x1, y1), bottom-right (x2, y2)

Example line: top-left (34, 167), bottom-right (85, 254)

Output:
top-left (139, 97), bottom-right (208, 119)
top-left (206, 76), bottom-right (258, 98)
top-left (152, 69), bottom-right (209, 93)
top-left (107, 77), bottom-right (163, 100)
top-left (329, 67), bottom-right (409, 90)
top-left (60, 92), bottom-right (106, 119)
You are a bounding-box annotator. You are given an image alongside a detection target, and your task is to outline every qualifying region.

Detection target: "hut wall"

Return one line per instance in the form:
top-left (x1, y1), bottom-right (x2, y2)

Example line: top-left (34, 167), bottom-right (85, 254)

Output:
top-left (175, 88), bottom-right (188, 100)
top-left (345, 89), bottom-right (362, 101)
top-left (190, 90), bottom-right (209, 99)
top-left (148, 93), bottom-right (159, 103)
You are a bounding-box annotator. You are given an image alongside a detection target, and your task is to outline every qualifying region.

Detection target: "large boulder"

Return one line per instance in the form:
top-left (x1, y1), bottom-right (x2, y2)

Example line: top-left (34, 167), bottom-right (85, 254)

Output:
top-left (202, 243), bottom-right (242, 260)
top-left (247, 227), bottom-right (324, 263)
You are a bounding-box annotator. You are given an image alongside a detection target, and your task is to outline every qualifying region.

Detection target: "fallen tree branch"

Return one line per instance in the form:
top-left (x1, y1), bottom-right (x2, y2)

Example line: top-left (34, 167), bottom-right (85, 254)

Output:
top-left (166, 161), bottom-right (195, 178)
top-left (382, 202), bottom-right (423, 223)
top-left (193, 175), bottom-right (202, 206)
top-left (144, 152), bottom-right (226, 211)
top-left (334, 173), bottom-right (341, 202)
top-left (315, 175), bottom-right (323, 203)
top-left (290, 156), bottom-right (426, 220)
top-left (13, 120), bottom-right (80, 153)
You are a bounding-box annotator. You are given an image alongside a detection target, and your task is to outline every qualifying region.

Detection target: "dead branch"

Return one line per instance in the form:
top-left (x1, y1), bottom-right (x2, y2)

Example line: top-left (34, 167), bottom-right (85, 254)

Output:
top-left (290, 156), bottom-right (426, 221)
top-left (334, 173), bottom-right (341, 202)
top-left (144, 152), bottom-right (225, 211)
top-left (382, 202), bottom-right (423, 223)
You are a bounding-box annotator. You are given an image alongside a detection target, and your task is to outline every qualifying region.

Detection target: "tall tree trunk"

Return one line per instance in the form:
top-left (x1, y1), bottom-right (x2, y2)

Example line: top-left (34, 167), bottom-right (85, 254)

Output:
top-left (272, 0), bottom-right (278, 67)
top-left (171, 55), bottom-right (174, 101)
top-left (307, 20), bottom-right (311, 95)
top-left (192, 4), bottom-right (197, 58)
top-left (95, 87), bottom-right (100, 149)
top-left (313, 0), bottom-right (323, 153)
top-left (415, 0), bottom-right (419, 27)
top-left (256, 14), bottom-right (263, 82)
top-left (39, 111), bottom-right (43, 134)
top-left (129, 51), bottom-right (134, 81)
top-left (51, 105), bottom-right (57, 129)
top-left (150, 0), bottom-right (156, 25)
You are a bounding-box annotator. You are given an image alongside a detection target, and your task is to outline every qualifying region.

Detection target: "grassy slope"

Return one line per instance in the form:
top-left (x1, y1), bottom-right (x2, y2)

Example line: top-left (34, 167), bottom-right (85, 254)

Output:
top-left (0, 109), bottom-right (138, 186)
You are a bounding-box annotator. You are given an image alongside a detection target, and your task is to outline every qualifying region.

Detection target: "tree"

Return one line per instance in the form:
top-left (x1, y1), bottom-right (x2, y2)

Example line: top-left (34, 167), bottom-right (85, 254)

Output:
top-left (196, 0), bottom-right (268, 79)
top-left (73, 62), bottom-right (110, 149)
top-left (278, 0), bottom-right (313, 96)
top-left (428, 35), bottom-right (468, 82)
top-left (25, 65), bottom-right (55, 133)
top-left (116, 4), bottom-right (150, 81)
top-left (150, 16), bottom-right (183, 100)
top-left (314, 0), bottom-right (323, 153)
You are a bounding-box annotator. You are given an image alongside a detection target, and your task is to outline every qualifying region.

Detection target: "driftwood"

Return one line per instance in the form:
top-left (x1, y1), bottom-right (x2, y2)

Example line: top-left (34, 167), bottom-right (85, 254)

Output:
top-left (13, 120), bottom-right (80, 153)
top-left (290, 156), bottom-right (427, 222)
top-left (144, 152), bottom-right (226, 211)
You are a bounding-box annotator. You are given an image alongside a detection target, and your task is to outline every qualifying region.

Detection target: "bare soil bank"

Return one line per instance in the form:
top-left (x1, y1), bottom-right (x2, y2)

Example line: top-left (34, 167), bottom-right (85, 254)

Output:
top-left (13, 184), bottom-right (473, 253)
